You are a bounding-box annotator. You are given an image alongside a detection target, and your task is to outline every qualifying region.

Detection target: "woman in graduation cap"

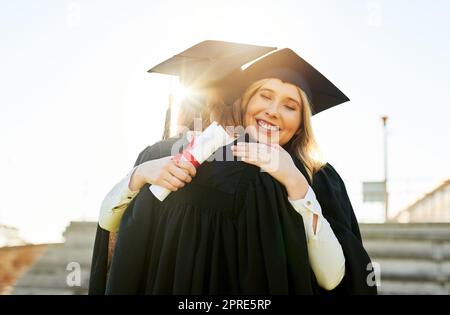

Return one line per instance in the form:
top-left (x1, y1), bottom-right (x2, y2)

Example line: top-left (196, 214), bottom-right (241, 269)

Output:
top-left (90, 47), bottom-right (377, 295)
top-left (227, 49), bottom-right (377, 294)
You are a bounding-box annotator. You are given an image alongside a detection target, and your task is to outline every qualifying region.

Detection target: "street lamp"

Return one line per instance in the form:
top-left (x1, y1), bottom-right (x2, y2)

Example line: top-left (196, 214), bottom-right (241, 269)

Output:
top-left (381, 116), bottom-right (389, 221)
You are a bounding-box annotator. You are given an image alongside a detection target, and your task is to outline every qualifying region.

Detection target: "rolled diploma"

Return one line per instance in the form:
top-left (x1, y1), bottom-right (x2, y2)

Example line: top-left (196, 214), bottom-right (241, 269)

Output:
top-left (149, 122), bottom-right (234, 201)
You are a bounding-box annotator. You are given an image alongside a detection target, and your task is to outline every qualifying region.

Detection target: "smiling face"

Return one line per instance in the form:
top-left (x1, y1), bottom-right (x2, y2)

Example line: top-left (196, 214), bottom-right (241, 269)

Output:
top-left (244, 78), bottom-right (302, 145)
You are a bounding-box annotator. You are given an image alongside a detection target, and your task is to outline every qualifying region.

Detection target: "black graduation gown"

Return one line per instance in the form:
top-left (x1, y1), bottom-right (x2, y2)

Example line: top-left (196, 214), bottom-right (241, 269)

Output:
top-left (88, 136), bottom-right (183, 295)
top-left (89, 135), bottom-right (377, 295)
top-left (302, 161), bottom-right (377, 295)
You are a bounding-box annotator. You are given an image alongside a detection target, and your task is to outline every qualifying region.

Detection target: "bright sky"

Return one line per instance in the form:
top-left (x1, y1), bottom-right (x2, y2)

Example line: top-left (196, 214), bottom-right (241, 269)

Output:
top-left (1, 0), bottom-right (449, 243)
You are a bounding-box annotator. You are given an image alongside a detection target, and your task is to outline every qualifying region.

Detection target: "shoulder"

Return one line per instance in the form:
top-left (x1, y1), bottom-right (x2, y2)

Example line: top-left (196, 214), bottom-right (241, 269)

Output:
top-left (313, 162), bottom-right (346, 186)
top-left (134, 136), bottom-right (185, 166)
top-left (311, 162), bottom-right (350, 202)
top-left (194, 143), bottom-right (258, 194)
top-left (312, 162), bottom-right (355, 222)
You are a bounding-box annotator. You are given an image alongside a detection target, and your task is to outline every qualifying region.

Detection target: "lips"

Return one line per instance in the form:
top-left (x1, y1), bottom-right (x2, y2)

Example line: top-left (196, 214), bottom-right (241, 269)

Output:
top-left (256, 119), bottom-right (280, 132)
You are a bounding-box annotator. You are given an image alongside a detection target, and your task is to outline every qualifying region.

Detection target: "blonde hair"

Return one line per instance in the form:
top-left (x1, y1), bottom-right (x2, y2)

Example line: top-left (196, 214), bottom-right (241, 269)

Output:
top-left (221, 78), bottom-right (325, 181)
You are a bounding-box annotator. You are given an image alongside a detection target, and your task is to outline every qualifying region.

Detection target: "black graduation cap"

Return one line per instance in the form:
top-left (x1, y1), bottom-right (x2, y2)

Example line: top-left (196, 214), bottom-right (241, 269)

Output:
top-left (243, 48), bottom-right (350, 115)
top-left (148, 40), bottom-right (276, 104)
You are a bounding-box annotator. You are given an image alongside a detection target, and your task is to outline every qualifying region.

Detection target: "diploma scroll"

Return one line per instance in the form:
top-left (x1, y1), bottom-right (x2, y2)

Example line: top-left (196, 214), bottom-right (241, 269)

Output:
top-left (149, 122), bottom-right (234, 201)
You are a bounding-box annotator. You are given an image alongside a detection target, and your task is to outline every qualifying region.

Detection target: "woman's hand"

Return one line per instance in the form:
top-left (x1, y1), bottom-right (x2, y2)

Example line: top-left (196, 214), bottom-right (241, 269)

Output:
top-left (129, 156), bottom-right (196, 192)
top-left (232, 142), bottom-right (318, 233)
top-left (231, 142), bottom-right (309, 200)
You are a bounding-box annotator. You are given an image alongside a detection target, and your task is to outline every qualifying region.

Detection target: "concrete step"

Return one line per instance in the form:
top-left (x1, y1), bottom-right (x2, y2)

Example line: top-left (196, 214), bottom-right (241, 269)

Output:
top-left (377, 280), bottom-right (450, 295)
top-left (63, 221), bottom-right (98, 230)
top-left (24, 244), bottom-right (93, 269)
top-left (13, 269), bottom-right (91, 290)
top-left (360, 223), bottom-right (450, 241)
top-left (62, 236), bottom-right (95, 249)
top-left (370, 258), bottom-right (450, 281)
top-left (62, 221), bottom-right (97, 237)
top-left (32, 248), bottom-right (93, 267)
top-left (12, 287), bottom-right (87, 295)
top-left (25, 261), bottom-right (92, 275)
top-left (10, 222), bottom-right (97, 295)
top-left (365, 240), bottom-right (450, 260)
top-left (62, 221), bottom-right (97, 248)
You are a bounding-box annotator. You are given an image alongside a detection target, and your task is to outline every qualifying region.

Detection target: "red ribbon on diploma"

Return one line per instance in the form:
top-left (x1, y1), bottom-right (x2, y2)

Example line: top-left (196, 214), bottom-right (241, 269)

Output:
top-left (172, 136), bottom-right (200, 168)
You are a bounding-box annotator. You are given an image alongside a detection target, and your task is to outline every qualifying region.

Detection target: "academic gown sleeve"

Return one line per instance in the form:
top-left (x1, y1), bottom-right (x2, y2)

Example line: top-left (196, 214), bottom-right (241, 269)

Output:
top-left (310, 163), bottom-right (377, 295)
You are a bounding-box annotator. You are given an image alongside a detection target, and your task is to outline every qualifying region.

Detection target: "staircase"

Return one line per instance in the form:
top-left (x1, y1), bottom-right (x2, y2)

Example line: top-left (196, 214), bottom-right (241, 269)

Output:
top-left (9, 222), bottom-right (450, 295)
top-left (11, 222), bottom-right (97, 295)
top-left (360, 223), bottom-right (450, 295)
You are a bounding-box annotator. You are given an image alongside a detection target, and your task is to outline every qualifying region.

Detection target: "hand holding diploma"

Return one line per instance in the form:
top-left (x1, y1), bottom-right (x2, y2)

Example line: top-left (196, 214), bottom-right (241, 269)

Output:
top-left (150, 122), bottom-right (234, 201)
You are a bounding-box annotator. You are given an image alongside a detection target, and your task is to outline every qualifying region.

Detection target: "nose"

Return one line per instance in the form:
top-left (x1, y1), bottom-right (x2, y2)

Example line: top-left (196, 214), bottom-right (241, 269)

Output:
top-left (264, 101), bottom-right (280, 118)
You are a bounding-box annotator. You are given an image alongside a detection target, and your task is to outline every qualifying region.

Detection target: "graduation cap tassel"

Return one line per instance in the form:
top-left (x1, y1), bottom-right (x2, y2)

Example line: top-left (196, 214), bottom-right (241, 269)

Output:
top-left (162, 93), bottom-right (173, 140)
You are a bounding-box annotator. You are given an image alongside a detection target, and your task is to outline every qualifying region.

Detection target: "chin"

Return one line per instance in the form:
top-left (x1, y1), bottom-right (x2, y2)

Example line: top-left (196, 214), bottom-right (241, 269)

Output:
top-left (256, 131), bottom-right (282, 145)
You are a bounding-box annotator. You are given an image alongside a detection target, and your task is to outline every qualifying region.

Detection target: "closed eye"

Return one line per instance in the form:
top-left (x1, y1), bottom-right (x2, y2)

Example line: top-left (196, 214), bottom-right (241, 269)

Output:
top-left (260, 93), bottom-right (271, 100)
top-left (284, 104), bottom-right (296, 110)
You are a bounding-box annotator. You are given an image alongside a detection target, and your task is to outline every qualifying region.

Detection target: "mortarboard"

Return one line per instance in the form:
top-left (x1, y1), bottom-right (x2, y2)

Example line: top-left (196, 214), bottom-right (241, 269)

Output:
top-left (242, 48), bottom-right (350, 115)
top-left (148, 40), bottom-right (276, 104)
